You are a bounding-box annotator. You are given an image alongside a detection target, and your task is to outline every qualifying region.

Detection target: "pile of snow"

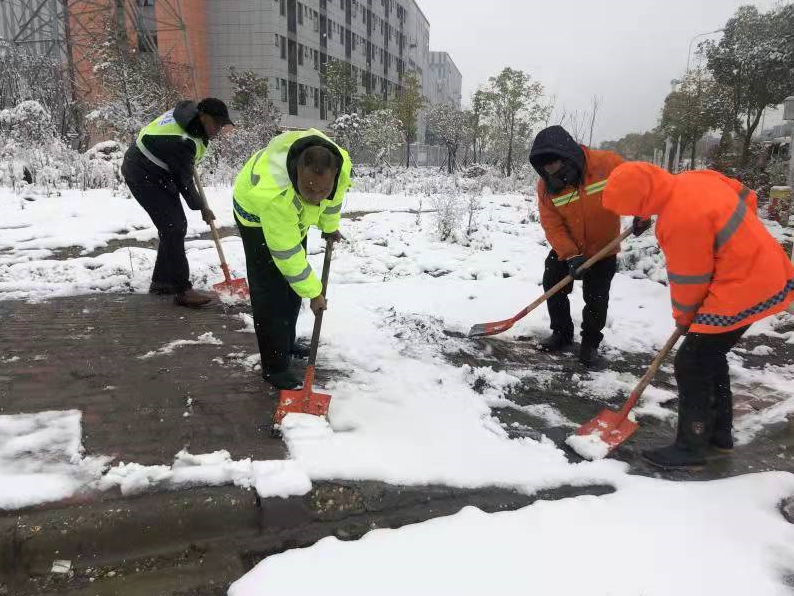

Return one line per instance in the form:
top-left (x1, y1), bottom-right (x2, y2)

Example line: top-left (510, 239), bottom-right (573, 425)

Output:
top-left (0, 410), bottom-right (109, 509)
top-left (99, 450), bottom-right (312, 499)
top-left (230, 472), bottom-right (794, 596)
top-left (565, 432), bottom-right (611, 461)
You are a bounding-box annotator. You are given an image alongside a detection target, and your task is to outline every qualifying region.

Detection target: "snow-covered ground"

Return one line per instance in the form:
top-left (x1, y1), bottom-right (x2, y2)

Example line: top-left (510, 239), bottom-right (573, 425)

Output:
top-left (230, 472), bottom-right (794, 596)
top-left (2, 182), bottom-right (794, 593)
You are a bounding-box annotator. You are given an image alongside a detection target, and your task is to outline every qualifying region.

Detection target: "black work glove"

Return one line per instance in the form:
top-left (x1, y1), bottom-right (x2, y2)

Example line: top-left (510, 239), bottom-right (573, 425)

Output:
top-left (321, 230), bottom-right (344, 243)
top-left (566, 255), bottom-right (586, 280)
top-left (632, 216), bottom-right (653, 237)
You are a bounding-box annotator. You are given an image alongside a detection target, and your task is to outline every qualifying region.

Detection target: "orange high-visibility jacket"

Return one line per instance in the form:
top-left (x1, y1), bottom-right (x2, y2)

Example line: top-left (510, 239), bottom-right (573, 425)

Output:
top-left (537, 148), bottom-right (623, 260)
top-left (603, 162), bottom-right (794, 334)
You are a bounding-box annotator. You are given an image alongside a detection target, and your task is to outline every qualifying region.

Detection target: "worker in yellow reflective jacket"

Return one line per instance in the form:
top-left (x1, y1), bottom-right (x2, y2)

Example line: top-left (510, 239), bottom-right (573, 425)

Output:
top-left (233, 129), bottom-right (352, 390)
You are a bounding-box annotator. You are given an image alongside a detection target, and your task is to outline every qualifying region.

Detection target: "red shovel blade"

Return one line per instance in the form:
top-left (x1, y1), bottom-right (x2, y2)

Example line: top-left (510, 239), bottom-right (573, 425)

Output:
top-left (468, 318), bottom-right (515, 338)
top-left (273, 388), bottom-right (331, 426)
top-left (576, 408), bottom-right (639, 452)
top-left (273, 365), bottom-right (332, 426)
top-left (212, 277), bottom-right (250, 299)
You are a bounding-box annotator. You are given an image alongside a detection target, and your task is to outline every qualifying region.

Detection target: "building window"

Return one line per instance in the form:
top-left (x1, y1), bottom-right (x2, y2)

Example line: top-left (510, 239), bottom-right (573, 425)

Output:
top-left (314, 12), bottom-right (319, 31)
top-left (340, 26), bottom-right (344, 45)
top-left (328, 21), bottom-right (332, 40)
top-left (274, 33), bottom-right (279, 47)
top-left (298, 43), bottom-right (304, 65)
top-left (281, 36), bottom-right (287, 59)
top-left (314, 88), bottom-right (319, 108)
top-left (298, 2), bottom-right (303, 24)
top-left (340, 0), bottom-right (343, 8)
top-left (314, 49), bottom-right (320, 70)
top-left (280, 0), bottom-right (285, 16)
top-left (299, 84), bottom-right (307, 106)
top-left (281, 79), bottom-right (288, 102)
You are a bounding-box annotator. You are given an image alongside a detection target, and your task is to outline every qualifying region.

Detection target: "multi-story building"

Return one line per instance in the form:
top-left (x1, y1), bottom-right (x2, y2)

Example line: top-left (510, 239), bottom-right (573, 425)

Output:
top-left (2, 0), bottom-right (444, 138)
top-left (206, 0), bottom-right (430, 132)
top-left (428, 51), bottom-right (462, 108)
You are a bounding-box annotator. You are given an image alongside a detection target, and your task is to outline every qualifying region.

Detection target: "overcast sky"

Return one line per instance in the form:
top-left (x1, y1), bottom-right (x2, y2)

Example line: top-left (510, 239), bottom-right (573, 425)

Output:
top-left (419, 0), bottom-right (781, 144)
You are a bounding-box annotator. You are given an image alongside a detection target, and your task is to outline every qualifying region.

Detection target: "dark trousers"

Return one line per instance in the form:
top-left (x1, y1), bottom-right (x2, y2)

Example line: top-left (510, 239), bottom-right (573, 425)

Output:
top-left (674, 326), bottom-right (749, 448)
top-left (543, 250), bottom-right (617, 347)
top-left (122, 155), bottom-right (191, 292)
top-left (237, 220), bottom-right (304, 374)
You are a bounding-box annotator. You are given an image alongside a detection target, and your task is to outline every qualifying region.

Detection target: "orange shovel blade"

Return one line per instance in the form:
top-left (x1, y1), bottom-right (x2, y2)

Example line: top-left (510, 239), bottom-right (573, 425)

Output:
top-left (576, 408), bottom-right (640, 452)
top-left (273, 388), bottom-right (332, 426)
top-left (213, 278), bottom-right (250, 299)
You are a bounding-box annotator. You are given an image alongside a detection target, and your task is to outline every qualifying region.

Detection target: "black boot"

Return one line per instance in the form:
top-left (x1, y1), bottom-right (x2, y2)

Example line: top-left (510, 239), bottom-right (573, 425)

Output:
top-left (539, 333), bottom-right (573, 353)
top-left (290, 341), bottom-right (311, 359)
top-left (643, 410), bottom-right (708, 471)
top-left (579, 344), bottom-right (599, 366)
top-left (642, 443), bottom-right (706, 470)
top-left (264, 369), bottom-right (301, 390)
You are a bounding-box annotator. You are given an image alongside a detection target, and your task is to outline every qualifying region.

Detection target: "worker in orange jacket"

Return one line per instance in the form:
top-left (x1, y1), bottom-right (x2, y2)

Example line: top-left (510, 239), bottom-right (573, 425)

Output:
top-left (603, 162), bottom-right (794, 470)
top-left (529, 126), bottom-right (651, 365)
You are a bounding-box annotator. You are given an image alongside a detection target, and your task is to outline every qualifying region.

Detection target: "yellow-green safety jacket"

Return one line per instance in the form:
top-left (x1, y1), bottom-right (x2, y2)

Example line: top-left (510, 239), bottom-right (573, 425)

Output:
top-left (233, 129), bottom-right (352, 299)
top-left (136, 108), bottom-right (208, 169)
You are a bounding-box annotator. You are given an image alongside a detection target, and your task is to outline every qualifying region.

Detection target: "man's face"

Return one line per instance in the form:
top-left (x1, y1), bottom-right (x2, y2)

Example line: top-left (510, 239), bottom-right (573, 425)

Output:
top-left (199, 114), bottom-right (225, 139)
top-left (297, 167), bottom-right (338, 204)
top-left (543, 159), bottom-right (563, 175)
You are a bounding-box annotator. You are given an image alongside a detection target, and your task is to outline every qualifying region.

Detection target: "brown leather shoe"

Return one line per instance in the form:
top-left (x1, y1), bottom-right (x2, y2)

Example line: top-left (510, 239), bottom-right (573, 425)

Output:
top-left (174, 289), bottom-right (213, 308)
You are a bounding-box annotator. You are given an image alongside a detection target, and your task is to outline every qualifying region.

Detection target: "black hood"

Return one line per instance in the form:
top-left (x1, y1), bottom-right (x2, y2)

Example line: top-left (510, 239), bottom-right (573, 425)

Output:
top-left (173, 100), bottom-right (208, 144)
top-left (529, 125), bottom-right (586, 178)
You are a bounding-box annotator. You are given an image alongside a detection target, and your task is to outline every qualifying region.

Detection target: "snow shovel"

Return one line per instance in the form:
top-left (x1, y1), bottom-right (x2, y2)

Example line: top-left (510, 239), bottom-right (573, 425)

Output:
top-left (574, 327), bottom-right (683, 452)
top-left (273, 236), bottom-right (334, 427)
top-left (468, 227), bottom-right (633, 337)
top-left (193, 170), bottom-right (250, 299)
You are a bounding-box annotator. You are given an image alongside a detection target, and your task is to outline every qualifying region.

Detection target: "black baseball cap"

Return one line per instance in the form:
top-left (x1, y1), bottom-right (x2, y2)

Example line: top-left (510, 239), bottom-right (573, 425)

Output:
top-left (197, 97), bottom-right (234, 126)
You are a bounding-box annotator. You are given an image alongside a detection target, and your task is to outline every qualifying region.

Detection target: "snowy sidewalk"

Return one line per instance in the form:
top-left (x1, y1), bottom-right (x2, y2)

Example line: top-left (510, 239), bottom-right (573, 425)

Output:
top-left (0, 294), bottom-right (284, 468)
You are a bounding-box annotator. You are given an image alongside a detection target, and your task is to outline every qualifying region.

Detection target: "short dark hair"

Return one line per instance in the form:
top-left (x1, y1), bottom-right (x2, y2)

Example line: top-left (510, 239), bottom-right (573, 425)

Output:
top-left (297, 145), bottom-right (340, 175)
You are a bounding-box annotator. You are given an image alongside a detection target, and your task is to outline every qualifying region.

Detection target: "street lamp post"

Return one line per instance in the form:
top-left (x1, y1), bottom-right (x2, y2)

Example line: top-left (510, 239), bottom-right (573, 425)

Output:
top-left (686, 29), bottom-right (724, 73)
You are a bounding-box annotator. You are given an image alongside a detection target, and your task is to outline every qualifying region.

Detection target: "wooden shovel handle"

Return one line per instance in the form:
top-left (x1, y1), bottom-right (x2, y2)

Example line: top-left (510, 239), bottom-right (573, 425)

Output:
top-left (193, 170), bottom-right (230, 275)
top-left (307, 237), bottom-right (334, 366)
top-left (514, 226), bottom-right (634, 323)
top-left (618, 328), bottom-right (684, 418)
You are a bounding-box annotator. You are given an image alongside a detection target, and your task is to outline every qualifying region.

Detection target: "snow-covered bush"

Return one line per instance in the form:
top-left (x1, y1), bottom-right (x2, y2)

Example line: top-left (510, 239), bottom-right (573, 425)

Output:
top-left (351, 164), bottom-right (535, 196)
top-left (431, 194), bottom-right (462, 241)
top-left (0, 100), bottom-right (79, 191)
top-left (331, 109), bottom-right (403, 166)
top-left (78, 140), bottom-right (126, 189)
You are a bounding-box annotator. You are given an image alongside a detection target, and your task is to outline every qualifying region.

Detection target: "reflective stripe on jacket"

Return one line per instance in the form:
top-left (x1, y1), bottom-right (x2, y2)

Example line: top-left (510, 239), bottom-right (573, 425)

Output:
top-left (537, 147), bottom-right (623, 260)
top-left (136, 109), bottom-right (207, 171)
top-left (603, 163), bottom-right (794, 334)
top-left (232, 129), bottom-right (352, 299)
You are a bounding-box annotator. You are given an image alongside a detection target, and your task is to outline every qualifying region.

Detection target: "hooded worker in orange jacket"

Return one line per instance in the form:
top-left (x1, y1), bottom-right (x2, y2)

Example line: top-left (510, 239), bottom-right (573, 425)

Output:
top-left (603, 162), bottom-right (794, 470)
top-left (529, 126), bottom-right (651, 365)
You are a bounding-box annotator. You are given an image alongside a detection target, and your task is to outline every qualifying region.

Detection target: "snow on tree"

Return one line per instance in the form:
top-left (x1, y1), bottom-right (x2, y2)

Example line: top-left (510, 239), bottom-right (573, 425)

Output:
top-left (321, 60), bottom-right (359, 118)
top-left (0, 39), bottom-right (80, 144)
top-left (85, 14), bottom-right (187, 141)
top-left (426, 103), bottom-right (468, 173)
top-left (330, 112), bottom-right (366, 161)
top-left (659, 68), bottom-right (728, 169)
top-left (391, 72), bottom-right (426, 167)
top-left (362, 109), bottom-right (404, 166)
top-left (202, 68), bottom-right (281, 183)
top-left (481, 68), bottom-right (550, 176)
top-left (702, 4), bottom-right (794, 165)
top-left (0, 99), bottom-right (77, 189)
